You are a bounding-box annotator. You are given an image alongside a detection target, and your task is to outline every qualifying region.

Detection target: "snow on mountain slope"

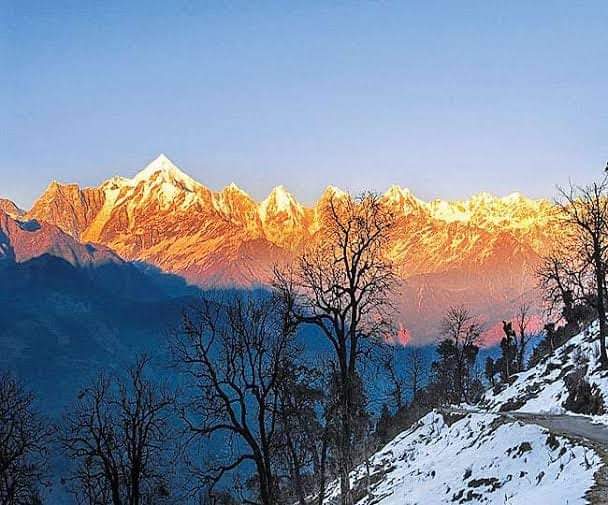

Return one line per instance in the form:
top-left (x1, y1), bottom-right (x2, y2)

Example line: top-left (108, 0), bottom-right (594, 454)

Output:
top-left (21, 154), bottom-right (568, 340)
top-left (332, 411), bottom-right (601, 505)
top-left (335, 323), bottom-right (608, 504)
top-left (480, 321), bottom-right (608, 416)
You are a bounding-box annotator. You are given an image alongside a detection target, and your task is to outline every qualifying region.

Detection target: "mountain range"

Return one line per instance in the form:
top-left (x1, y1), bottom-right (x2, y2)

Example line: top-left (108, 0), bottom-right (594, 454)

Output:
top-left (0, 204), bottom-right (201, 415)
top-left (4, 154), bottom-right (563, 341)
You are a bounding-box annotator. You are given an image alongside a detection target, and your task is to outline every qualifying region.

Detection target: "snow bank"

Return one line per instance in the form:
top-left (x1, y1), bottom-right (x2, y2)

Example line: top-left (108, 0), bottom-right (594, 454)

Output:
top-left (326, 411), bottom-right (600, 504)
top-left (480, 321), bottom-right (608, 418)
top-left (326, 321), bottom-right (608, 504)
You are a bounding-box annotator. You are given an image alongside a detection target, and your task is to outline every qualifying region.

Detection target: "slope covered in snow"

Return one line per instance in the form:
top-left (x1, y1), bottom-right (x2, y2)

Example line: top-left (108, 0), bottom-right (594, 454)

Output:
top-left (337, 323), bottom-right (608, 504)
top-left (332, 411), bottom-right (601, 504)
top-left (479, 321), bottom-right (608, 416)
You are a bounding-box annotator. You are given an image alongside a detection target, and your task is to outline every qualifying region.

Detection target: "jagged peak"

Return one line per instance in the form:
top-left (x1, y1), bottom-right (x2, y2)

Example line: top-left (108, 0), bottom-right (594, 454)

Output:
top-left (383, 185), bottom-right (416, 202)
top-left (464, 191), bottom-right (542, 206)
top-left (263, 185), bottom-right (297, 207)
top-left (40, 180), bottom-right (83, 195)
top-left (101, 175), bottom-right (132, 191)
top-left (319, 185), bottom-right (348, 201)
top-left (382, 185), bottom-right (425, 215)
top-left (384, 184), bottom-right (412, 196)
top-left (130, 154), bottom-right (200, 191)
top-left (0, 198), bottom-right (24, 218)
top-left (259, 185), bottom-right (303, 222)
top-left (469, 191), bottom-right (496, 202)
top-left (213, 183), bottom-right (256, 215)
top-left (221, 182), bottom-right (251, 197)
top-left (503, 191), bottom-right (523, 201)
top-left (46, 180), bottom-right (64, 191)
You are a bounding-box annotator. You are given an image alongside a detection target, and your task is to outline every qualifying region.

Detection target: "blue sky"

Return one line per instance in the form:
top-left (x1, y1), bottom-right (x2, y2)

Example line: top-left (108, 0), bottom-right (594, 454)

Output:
top-left (2, 1), bottom-right (607, 208)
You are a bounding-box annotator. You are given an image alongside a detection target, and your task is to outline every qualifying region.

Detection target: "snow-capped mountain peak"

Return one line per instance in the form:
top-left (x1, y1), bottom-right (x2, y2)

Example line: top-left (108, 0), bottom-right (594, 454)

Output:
top-left (259, 185), bottom-right (302, 221)
top-left (213, 183), bottom-right (257, 219)
top-left (383, 185), bottom-right (424, 213)
top-left (223, 182), bottom-right (249, 195)
top-left (131, 154), bottom-right (200, 192)
top-left (23, 155), bottom-right (565, 336)
top-left (384, 184), bottom-right (413, 199)
top-left (322, 185), bottom-right (347, 198)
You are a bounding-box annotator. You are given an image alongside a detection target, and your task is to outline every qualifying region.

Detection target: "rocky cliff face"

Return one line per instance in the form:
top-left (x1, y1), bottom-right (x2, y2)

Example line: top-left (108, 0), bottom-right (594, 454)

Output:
top-left (28, 182), bottom-right (105, 238)
top-left (17, 154), bottom-right (565, 340)
top-left (0, 209), bottom-right (120, 267)
top-left (0, 198), bottom-right (24, 218)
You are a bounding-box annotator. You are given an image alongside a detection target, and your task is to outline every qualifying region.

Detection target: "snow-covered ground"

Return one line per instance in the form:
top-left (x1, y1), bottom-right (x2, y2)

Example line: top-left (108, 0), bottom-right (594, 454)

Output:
top-left (325, 411), bottom-right (600, 504)
top-left (329, 322), bottom-right (608, 504)
top-left (479, 321), bottom-right (608, 421)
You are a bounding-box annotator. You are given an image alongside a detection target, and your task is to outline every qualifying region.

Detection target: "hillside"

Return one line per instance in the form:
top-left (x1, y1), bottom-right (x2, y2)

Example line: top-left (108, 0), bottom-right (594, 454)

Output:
top-left (0, 209), bottom-right (202, 413)
top-left (335, 323), bottom-right (608, 504)
top-left (12, 154), bottom-right (566, 340)
top-left (0, 254), bottom-right (202, 414)
top-left (480, 321), bottom-right (608, 417)
top-left (0, 208), bottom-right (120, 267)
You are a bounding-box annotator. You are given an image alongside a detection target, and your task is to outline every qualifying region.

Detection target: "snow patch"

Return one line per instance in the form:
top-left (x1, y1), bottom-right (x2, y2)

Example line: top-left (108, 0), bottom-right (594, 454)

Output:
top-left (328, 411), bottom-right (600, 505)
top-left (480, 321), bottom-right (608, 417)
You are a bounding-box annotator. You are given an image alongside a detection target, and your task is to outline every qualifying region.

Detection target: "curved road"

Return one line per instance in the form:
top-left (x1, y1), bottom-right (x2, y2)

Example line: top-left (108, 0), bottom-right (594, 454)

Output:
top-left (441, 406), bottom-right (608, 446)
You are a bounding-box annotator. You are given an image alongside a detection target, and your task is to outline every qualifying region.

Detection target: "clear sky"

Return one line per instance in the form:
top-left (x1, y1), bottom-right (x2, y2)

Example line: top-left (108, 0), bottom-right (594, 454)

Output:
top-left (2, 1), bottom-right (607, 209)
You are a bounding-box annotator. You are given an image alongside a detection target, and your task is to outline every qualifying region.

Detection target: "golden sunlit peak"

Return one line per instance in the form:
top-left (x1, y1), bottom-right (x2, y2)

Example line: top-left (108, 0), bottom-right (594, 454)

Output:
top-left (262, 185), bottom-right (297, 208)
top-left (383, 185), bottom-right (424, 213)
top-left (322, 185), bottom-right (347, 199)
top-left (383, 185), bottom-right (413, 200)
top-left (131, 153), bottom-right (199, 190)
top-left (223, 182), bottom-right (248, 194)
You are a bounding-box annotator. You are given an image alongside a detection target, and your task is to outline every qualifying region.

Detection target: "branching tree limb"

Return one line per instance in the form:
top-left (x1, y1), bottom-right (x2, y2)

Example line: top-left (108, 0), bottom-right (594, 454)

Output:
top-left (173, 294), bottom-right (300, 505)
top-left (0, 373), bottom-right (52, 505)
top-left (60, 356), bottom-right (175, 505)
top-left (274, 192), bottom-right (398, 505)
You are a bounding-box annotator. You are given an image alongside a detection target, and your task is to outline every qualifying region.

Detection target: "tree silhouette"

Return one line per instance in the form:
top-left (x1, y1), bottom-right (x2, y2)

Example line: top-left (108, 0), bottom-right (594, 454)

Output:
top-left (0, 373), bottom-right (52, 505)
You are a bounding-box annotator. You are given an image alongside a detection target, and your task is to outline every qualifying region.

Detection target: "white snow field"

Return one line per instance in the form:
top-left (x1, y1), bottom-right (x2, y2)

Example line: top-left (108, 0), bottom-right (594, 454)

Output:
top-left (326, 322), bottom-right (608, 504)
top-left (479, 321), bottom-right (608, 420)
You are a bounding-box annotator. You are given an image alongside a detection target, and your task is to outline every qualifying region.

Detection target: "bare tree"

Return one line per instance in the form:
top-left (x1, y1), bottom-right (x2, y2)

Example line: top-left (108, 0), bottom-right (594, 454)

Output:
top-left (61, 356), bottom-right (175, 505)
top-left (433, 306), bottom-right (482, 404)
top-left (0, 373), bottom-right (52, 505)
top-left (537, 246), bottom-right (596, 321)
top-left (172, 294), bottom-right (299, 505)
top-left (499, 320), bottom-right (518, 381)
top-left (404, 345), bottom-right (427, 403)
top-left (274, 363), bottom-right (325, 505)
top-left (484, 358), bottom-right (496, 388)
top-left (538, 253), bottom-right (580, 318)
top-left (514, 304), bottom-right (533, 372)
top-left (381, 342), bottom-right (426, 410)
top-left (274, 192), bottom-right (397, 505)
top-left (381, 350), bottom-right (406, 411)
top-left (556, 177), bottom-right (608, 367)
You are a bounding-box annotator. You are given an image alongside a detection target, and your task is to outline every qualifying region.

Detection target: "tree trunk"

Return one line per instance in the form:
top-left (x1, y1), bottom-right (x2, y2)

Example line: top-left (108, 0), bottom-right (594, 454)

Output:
top-left (111, 478), bottom-right (122, 505)
top-left (286, 430), bottom-right (307, 505)
top-left (339, 375), bottom-right (353, 505)
top-left (518, 337), bottom-right (526, 373)
top-left (316, 433), bottom-right (329, 505)
top-left (259, 470), bottom-right (274, 505)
